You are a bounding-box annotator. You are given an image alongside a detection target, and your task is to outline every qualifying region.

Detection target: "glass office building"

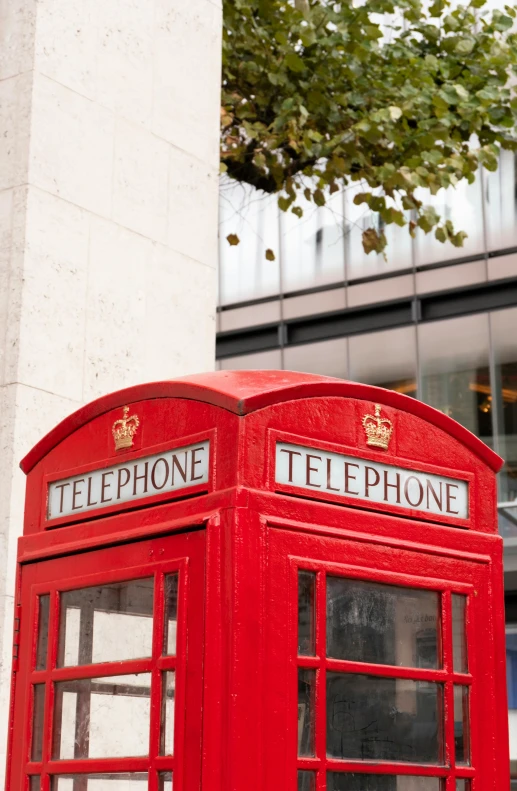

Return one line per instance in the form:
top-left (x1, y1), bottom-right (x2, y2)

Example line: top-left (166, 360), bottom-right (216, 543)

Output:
top-left (217, 153), bottom-right (517, 775)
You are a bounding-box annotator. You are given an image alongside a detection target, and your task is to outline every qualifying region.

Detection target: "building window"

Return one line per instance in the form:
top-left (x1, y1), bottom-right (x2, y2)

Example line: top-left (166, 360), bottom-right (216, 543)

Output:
top-left (418, 314), bottom-right (493, 447)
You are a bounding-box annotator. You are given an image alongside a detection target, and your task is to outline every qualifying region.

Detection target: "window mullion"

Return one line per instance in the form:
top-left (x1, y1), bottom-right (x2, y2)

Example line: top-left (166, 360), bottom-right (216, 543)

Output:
top-left (442, 591), bottom-right (456, 773)
top-left (315, 571), bottom-right (326, 791)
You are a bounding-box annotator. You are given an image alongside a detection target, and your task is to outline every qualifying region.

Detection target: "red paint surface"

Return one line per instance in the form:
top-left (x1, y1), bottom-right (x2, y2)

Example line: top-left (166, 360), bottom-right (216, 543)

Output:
top-left (6, 370), bottom-right (509, 791)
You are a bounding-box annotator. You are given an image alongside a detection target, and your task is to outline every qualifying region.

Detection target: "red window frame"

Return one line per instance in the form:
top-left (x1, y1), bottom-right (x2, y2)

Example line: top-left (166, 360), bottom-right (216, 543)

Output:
top-left (265, 524), bottom-right (492, 791)
top-left (7, 528), bottom-right (205, 791)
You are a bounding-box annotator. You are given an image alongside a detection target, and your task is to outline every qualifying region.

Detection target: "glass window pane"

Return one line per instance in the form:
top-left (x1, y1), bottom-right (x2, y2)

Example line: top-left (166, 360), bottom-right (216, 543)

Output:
top-left (506, 625), bottom-right (517, 708)
top-left (53, 674), bottom-right (151, 759)
top-left (456, 782), bottom-right (470, 791)
top-left (327, 673), bottom-right (443, 763)
top-left (490, 307), bottom-right (517, 507)
top-left (29, 778), bottom-right (41, 791)
top-left (58, 579), bottom-right (154, 667)
top-left (327, 774), bottom-right (442, 791)
top-left (164, 574), bottom-right (178, 656)
top-left (298, 669), bottom-right (316, 757)
top-left (419, 314), bottom-right (492, 446)
top-left (281, 188), bottom-right (346, 292)
top-left (298, 771), bottom-right (316, 791)
top-left (31, 684), bottom-right (45, 762)
top-left (160, 671), bottom-right (176, 756)
top-left (454, 686), bottom-right (470, 765)
top-left (158, 773), bottom-right (173, 791)
top-left (327, 577), bottom-right (440, 669)
top-left (51, 775), bottom-right (148, 791)
top-left (414, 178), bottom-right (484, 266)
top-left (219, 349), bottom-right (283, 371)
top-left (348, 327), bottom-right (417, 397)
top-left (285, 338), bottom-right (347, 380)
top-left (452, 595), bottom-right (468, 673)
top-left (345, 183), bottom-right (412, 281)
top-left (298, 571), bottom-right (316, 656)
top-left (486, 150), bottom-right (517, 250)
top-left (219, 180), bottom-right (281, 304)
top-left (36, 595), bottom-right (50, 671)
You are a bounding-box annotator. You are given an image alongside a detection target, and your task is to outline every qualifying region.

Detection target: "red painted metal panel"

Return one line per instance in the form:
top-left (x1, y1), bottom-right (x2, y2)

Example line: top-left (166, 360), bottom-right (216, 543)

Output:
top-left (20, 372), bottom-right (502, 475)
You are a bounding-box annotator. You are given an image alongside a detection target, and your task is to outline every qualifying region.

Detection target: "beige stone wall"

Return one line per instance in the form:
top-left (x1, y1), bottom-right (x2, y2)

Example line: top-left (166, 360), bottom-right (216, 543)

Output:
top-left (0, 0), bottom-right (221, 772)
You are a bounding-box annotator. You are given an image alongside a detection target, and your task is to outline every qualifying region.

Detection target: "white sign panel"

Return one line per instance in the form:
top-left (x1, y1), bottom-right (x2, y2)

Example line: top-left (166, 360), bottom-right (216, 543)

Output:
top-left (48, 440), bottom-right (210, 520)
top-left (275, 441), bottom-right (468, 520)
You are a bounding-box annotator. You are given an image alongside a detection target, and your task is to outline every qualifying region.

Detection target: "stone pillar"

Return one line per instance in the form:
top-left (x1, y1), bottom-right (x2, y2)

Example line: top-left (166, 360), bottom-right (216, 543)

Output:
top-left (0, 0), bottom-right (221, 770)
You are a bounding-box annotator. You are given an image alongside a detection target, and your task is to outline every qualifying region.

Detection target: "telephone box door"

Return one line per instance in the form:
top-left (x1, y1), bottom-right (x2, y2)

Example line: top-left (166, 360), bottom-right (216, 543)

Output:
top-left (266, 525), bottom-right (499, 791)
top-left (8, 528), bottom-right (205, 791)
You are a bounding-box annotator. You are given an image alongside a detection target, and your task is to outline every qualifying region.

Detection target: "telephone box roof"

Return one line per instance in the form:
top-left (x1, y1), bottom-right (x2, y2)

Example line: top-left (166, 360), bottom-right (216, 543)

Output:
top-left (20, 370), bottom-right (503, 474)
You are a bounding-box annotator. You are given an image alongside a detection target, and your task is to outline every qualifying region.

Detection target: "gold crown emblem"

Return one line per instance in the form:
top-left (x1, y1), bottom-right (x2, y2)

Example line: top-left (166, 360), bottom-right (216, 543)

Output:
top-left (112, 405), bottom-right (140, 451)
top-left (362, 404), bottom-right (393, 451)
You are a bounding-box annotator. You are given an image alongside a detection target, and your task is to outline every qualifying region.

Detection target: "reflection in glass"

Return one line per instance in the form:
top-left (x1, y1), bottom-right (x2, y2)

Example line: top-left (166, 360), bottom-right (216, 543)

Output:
top-left (452, 595), bottom-right (468, 673)
top-left (419, 314), bottom-right (492, 446)
top-left (327, 578), bottom-right (439, 669)
top-left (219, 180), bottom-right (281, 305)
top-left (36, 595), bottom-right (50, 671)
top-left (29, 778), bottom-right (41, 791)
top-left (298, 669), bottom-right (316, 756)
top-left (327, 774), bottom-right (442, 791)
top-left (345, 183), bottom-right (412, 281)
top-left (158, 772), bottom-right (173, 791)
top-left (490, 307), bottom-right (517, 505)
top-left (58, 579), bottom-right (154, 667)
top-left (454, 686), bottom-right (470, 765)
top-left (414, 178), bottom-right (484, 266)
top-left (485, 150), bottom-right (517, 250)
top-left (506, 625), bottom-right (517, 707)
top-left (51, 775), bottom-right (148, 791)
top-left (326, 673), bottom-right (442, 763)
top-left (284, 338), bottom-right (348, 381)
top-left (53, 674), bottom-right (151, 759)
top-left (281, 187), bottom-right (345, 292)
top-left (298, 771), bottom-right (316, 791)
top-left (31, 685), bottom-right (45, 762)
top-left (455, 782), bottom-right (470, 791)
top-left (160, 671), bottom-right (176, 756)
top-left (348, 327), bottom-right (417, 398)
top-left (164, 574), bottom-right (179, 656)
top-left (219, 349), bottom-right (283, 371)
top-left (298, 572), bottom-right (316, 656)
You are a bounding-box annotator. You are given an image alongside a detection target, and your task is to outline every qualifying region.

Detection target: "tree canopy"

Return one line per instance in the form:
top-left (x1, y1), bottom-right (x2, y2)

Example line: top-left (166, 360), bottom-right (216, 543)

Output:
top-left (221, 0), bottom-right (517, 255)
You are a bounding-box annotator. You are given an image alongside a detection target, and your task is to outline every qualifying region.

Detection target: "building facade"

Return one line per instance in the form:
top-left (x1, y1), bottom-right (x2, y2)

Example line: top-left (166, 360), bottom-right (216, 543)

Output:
top-left (216, 153), bottom-right (517, 776)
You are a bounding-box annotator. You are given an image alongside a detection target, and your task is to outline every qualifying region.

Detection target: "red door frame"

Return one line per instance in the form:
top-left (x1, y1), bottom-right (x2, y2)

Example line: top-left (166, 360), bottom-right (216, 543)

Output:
top-left (8, 528), bottom-right (205, 791)
top-left (263, 515), bottom-right (502, 791)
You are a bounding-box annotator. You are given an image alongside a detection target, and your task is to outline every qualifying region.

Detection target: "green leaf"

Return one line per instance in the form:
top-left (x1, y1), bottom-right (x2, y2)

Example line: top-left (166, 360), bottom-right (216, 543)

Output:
top-left (278, 195), bottom-right (294, 211)
top-left (292, 205), bottom-right (304, 218)
top-left (455, 38), bottom-right (475, 56)
top-left (265, 248), bottom-right (276, 261)
top-left (285, 52), bottom-right (305, 73)
top-left (313, 189), bottom-right (325, 206)
top-left (417, 205), bottom-right (440, 233)
top-left (492, 10), bottom-right (513, 30)
top-left (451, 230), bottom-right (468, 247)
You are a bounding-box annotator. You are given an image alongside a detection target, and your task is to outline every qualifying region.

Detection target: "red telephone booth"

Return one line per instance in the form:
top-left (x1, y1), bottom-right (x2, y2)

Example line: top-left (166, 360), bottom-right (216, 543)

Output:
top-left (5, 371), bottom-right (509, 791)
